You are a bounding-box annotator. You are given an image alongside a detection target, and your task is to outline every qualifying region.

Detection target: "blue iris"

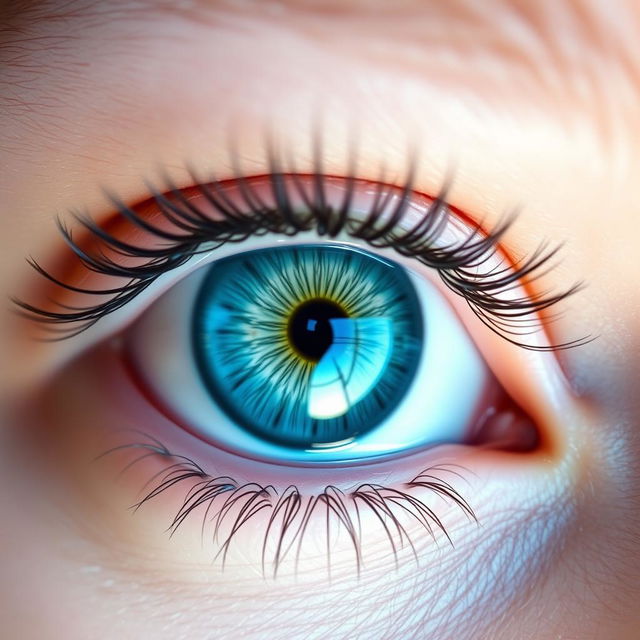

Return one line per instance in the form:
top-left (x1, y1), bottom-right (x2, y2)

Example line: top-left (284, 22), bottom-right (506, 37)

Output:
top-left (192, 245), bottom-right (423, 448)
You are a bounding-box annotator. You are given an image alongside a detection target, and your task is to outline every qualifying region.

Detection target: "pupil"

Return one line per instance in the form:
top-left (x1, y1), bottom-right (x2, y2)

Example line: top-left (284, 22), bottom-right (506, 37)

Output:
top-left (287, 298), bottom-right (347, 362)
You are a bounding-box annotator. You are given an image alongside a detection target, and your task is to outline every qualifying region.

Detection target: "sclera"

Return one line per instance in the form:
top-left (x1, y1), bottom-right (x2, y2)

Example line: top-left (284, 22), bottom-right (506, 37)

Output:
top-left (125, 238), bottom-right (492, 465)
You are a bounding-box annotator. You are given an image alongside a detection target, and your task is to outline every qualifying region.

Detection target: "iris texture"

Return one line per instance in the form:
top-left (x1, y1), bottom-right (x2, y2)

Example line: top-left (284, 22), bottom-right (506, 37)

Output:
top-left (193, 245), bottom-right (423, 448)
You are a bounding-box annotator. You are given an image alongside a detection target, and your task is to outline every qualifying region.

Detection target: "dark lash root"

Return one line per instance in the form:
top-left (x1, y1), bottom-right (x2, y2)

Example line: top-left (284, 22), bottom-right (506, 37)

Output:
top-left (13, 148), bottom-right (589, 350)
top-left (99, 435), bottom-right (477, 578)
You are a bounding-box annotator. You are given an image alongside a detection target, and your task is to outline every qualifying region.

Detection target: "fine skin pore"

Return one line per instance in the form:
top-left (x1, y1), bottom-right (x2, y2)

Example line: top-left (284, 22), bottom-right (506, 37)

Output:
top-left (1, 1), bottom-right (640, 639)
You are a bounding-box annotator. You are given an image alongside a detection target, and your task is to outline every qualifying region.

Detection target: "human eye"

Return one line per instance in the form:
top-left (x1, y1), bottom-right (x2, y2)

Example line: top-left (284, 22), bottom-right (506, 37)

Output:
top-left (6, 1), bottom-right (640, 636)
top-left (14, 143), bottom-right (583, 577)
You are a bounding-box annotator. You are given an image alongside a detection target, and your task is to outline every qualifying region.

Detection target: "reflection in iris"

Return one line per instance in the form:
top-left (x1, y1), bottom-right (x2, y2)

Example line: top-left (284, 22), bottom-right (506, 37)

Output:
top-left (308, 317), bottom-right (393, 420)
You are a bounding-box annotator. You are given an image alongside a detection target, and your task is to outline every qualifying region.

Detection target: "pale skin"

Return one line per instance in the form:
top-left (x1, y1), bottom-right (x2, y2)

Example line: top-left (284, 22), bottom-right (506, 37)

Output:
top-left (1, 1), bottom-right (639, 638)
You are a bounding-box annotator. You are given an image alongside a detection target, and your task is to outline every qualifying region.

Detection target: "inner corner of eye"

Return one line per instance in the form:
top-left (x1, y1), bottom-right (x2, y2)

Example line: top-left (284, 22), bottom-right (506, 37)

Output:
top-left (117, 240), bottom-right (541, 467)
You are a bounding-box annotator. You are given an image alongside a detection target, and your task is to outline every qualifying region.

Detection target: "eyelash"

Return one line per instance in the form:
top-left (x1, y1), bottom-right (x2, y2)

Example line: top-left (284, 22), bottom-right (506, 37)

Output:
top-left (100, 433), bottom-right (477, 578)
top-left (15, 149), bottom-right (584, 574)
top-left (13, 153), bottom-right (586, 350)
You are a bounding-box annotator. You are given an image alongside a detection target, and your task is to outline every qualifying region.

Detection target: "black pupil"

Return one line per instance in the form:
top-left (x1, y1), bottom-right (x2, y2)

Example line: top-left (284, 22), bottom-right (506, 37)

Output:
top-left (287, 299), bottom-right (348, 362)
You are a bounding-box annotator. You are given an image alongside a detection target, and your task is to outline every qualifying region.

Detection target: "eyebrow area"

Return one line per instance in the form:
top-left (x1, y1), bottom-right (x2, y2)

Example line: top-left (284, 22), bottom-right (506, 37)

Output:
top-left (4, 0), bottom-right (640, 109)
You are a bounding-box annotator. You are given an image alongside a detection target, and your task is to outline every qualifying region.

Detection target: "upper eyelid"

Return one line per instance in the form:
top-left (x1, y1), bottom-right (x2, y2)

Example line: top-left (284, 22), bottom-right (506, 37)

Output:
top-left (12, 164), bottom-right (586, 350)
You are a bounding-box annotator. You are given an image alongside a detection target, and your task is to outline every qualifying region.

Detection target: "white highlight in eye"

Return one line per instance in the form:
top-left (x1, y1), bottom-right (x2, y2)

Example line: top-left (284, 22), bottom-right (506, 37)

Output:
top-left (307, 317), bottom-right (392, 420)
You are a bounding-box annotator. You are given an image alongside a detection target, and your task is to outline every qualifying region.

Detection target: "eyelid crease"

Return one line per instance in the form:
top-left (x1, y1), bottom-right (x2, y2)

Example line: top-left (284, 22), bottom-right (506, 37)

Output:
top-left (12, 151), bottom-right (588, 351)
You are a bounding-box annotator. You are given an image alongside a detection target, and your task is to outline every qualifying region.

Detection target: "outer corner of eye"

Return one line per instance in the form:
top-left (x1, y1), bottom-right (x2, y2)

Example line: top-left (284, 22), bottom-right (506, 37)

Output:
top-left (121, 240), bottom-right (543, 467)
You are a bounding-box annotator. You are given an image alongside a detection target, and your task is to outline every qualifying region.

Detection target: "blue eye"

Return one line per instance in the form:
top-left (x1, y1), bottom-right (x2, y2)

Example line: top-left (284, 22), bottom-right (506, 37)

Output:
top-left (126, 237), bottom-right (491, 464)
top-left (192, 244), bottom-right (423, 448)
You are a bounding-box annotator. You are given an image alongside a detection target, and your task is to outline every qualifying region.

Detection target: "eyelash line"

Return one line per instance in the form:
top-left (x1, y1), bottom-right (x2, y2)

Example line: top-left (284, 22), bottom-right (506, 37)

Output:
top-left (99, 433), bottom-right (477, 579)
top-left (13, 150), bottom-right (588, 350)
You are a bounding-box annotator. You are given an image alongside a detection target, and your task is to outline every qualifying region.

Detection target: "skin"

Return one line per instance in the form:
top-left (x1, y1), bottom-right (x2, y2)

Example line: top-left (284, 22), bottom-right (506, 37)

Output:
top-left (1, 0), bottom-right (639, 638)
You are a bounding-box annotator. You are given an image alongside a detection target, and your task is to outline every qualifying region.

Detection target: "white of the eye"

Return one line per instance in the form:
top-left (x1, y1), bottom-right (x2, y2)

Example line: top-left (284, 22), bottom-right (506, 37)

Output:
top-left (126, 242), bottom-right (491, 464)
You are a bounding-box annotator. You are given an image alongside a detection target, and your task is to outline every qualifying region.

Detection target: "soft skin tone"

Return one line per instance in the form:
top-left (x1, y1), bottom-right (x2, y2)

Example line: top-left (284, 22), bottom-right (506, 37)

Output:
top-left (1, 1), bottom-right (639, 638)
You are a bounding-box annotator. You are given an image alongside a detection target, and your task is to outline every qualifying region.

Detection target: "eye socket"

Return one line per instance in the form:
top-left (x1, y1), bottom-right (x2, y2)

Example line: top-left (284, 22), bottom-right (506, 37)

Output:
top-left (14, 166), bottom-right (576, 577)
top-left (125, 240), bottom-right (496, 464)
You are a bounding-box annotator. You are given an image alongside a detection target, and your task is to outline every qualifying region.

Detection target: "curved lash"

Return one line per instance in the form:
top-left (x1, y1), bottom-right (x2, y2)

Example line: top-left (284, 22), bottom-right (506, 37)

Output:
top-left (13, 147), bottom-right (588, 350)
top-left (99, 435), bottom-right (477, 579)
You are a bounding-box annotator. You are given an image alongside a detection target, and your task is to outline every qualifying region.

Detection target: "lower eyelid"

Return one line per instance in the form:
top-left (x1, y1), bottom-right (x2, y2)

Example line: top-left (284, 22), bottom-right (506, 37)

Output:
top-left (24, 337), bottom-right (581, 598)
top-left (22, 314), bottom-right (581, 578)
top-left (26, 340), bottom-right (471, 559)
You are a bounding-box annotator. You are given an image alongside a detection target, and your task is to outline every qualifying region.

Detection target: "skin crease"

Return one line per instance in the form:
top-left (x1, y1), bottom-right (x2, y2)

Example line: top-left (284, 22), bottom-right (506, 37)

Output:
top-left (1, 0), bottom-right (640, 638)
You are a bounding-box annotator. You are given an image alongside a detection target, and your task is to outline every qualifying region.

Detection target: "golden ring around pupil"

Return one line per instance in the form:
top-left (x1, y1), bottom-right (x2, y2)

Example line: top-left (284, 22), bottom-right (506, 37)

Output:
top-left (284, 297), bottom-right (349, 363)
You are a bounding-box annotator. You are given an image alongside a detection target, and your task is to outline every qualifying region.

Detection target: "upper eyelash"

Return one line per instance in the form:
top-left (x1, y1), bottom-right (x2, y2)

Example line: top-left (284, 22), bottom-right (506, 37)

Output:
top-left (13, 155), bottom-right (588, 350)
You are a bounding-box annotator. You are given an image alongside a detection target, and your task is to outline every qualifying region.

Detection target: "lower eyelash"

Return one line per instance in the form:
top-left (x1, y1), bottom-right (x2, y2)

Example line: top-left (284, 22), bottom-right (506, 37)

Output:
top-left (99, 434), bottom-right (477, 579)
